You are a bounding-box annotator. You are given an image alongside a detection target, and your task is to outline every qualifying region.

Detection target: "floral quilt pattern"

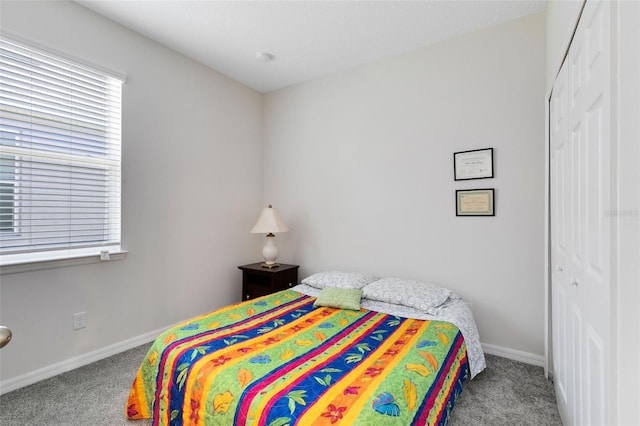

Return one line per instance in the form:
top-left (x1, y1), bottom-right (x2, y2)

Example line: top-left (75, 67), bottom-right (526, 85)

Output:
top-left (126, 290), bottom-right (469, 426)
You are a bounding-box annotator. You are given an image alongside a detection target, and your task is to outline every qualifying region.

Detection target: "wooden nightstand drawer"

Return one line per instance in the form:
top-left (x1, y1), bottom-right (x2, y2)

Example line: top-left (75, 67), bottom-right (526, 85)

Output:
top-left (238, 263), bottom-right (299, 301)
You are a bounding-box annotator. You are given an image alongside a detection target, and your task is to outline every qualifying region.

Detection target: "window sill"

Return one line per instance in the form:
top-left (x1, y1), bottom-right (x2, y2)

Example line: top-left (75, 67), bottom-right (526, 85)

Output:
top-left (0, 246), bottom-right (128, 275)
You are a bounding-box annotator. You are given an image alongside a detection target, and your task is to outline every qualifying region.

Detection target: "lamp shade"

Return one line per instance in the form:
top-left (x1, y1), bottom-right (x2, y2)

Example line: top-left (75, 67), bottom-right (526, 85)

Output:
top-left (250, 205), bottom-right (289, 234)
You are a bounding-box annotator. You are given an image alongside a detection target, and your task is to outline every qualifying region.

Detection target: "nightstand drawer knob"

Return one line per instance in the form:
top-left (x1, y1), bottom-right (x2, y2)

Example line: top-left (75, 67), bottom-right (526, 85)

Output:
top-left (246, 294), bottom-right (251, 300)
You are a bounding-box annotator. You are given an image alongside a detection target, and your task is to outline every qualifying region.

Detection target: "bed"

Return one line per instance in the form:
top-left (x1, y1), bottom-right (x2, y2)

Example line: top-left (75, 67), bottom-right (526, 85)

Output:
top-left (126, 272), bottom-right (485, 426)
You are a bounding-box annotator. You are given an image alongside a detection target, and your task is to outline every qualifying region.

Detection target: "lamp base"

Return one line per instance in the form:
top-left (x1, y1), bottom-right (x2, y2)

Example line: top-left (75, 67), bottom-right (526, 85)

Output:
top-left (260, 262), bottom-right (280, 269)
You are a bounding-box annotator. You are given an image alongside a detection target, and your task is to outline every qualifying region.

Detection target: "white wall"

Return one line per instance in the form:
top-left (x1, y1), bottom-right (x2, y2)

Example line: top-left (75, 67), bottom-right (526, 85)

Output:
top-left (264, 13), bottom-right (547, 357)
top-left (0, 0), bottom-right (263, 385)
top-left (545, 0), bottom-right (583, 88)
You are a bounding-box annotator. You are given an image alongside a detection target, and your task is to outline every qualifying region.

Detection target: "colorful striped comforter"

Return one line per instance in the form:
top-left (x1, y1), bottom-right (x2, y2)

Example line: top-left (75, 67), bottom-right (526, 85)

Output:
top-left (126, 290), bottom-right (469, 425)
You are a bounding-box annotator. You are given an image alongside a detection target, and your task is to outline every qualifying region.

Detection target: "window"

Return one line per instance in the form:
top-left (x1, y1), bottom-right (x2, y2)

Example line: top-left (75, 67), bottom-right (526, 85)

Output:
top-left (0, 37), bottom-right (123, 260)
top-left (0, 154), bottom-right (16, 233)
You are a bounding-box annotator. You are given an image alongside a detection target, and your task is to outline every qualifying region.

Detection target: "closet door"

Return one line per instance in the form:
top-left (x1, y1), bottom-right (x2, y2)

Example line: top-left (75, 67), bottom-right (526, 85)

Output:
top-left (550, 56), bottom-right (573, 425)
top-left (551, 1), bottom-right (611, 424)
top-left (551, 51), bottom-right (586, 426)
top-left (571, 2), bottom-right (611, 424)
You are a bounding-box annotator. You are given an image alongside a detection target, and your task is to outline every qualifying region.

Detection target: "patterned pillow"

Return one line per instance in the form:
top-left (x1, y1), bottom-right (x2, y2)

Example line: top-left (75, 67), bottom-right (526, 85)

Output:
top-left (362, 277), bottom-right (451, 313)
top-left (301, 271), bottom-right (379, 290)
top-left (313, 287), bottom-right (363, 311)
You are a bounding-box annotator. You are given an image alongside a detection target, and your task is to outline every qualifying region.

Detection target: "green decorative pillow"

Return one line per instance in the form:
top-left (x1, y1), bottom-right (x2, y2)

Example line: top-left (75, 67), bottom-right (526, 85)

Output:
top-left (313, 287), bottom-right (363, 311)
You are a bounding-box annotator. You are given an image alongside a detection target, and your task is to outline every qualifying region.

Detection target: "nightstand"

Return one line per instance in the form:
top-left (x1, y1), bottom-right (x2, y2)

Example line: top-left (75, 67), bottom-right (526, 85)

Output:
top-left (238, 263), bottom-right (300, 301)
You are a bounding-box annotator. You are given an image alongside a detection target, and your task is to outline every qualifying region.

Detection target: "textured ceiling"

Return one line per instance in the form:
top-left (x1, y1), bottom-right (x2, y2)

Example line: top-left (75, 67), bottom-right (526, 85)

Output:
top-left (75, 0), bottom-right (547, 93)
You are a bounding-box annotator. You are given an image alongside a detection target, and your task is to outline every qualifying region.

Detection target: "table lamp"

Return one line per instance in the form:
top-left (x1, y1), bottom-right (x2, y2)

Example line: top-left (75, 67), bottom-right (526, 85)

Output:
top-left (250, 204), bottom-right (289, 268)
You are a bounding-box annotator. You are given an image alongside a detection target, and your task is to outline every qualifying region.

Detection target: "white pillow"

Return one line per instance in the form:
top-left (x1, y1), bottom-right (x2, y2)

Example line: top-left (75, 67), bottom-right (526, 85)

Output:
top-left (362, 277), bottom-right (451, 313)
top-left (301, 271), bottom-right (379, 290)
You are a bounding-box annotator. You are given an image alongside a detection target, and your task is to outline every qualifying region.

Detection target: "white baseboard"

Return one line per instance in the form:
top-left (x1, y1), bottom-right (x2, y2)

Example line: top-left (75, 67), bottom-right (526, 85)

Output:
top-left (481, 342), bottom-right (546, 367)
top-left (0, 326), bottom-right (165, 395)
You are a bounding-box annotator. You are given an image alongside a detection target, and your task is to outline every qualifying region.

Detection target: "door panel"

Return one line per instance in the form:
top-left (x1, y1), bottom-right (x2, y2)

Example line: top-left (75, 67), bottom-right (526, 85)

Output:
top-left (550, 46), bottom-right (570, 425)
top-left (550, 1), bottom-right (610, 424)
top-left (585, 323), bottom-right (606, 426)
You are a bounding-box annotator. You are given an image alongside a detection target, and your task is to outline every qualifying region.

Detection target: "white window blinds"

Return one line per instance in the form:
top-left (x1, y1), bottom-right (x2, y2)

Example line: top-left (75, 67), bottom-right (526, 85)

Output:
top-left (0, 37), bottom-right (123, 255)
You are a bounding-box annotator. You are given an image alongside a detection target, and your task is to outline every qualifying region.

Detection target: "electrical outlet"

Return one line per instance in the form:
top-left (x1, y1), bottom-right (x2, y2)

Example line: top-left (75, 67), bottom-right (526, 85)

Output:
top-left (73, 312), bottom-right (86, 330)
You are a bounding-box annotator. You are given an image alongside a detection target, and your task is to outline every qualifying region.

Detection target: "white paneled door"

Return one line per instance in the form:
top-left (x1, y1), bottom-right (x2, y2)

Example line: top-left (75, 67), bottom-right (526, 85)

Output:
top-left (550, 1), bottom-right (611, 425)
top-left (550, 51), bottom-right (572, 423)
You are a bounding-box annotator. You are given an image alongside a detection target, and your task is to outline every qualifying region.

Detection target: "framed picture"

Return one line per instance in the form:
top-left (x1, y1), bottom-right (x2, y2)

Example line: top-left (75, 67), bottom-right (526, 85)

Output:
top-left (453, 148), bottom-right (493, 180)
top-left (456, 189), bottom-right (495, 216)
